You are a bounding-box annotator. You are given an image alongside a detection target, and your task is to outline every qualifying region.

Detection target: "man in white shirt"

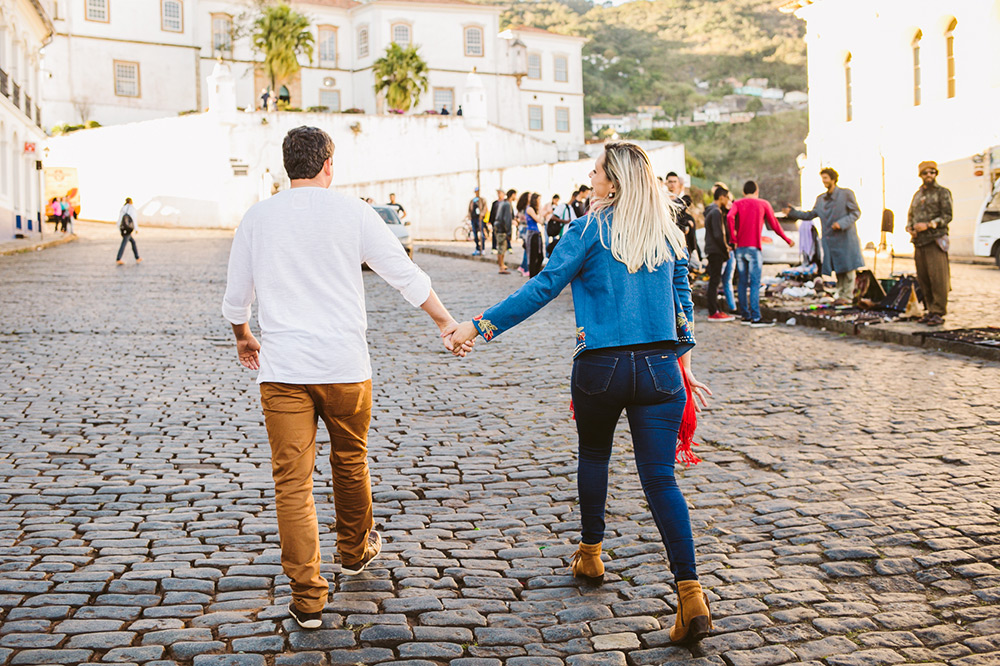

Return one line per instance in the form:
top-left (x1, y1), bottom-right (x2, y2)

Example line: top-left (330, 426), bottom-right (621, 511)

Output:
top-left (222, 126), bottom-right (467, 630)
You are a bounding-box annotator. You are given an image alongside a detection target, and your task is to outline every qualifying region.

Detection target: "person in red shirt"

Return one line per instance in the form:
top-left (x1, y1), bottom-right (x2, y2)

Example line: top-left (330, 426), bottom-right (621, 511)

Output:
top-left (725, 181), bottom-right (794, 326)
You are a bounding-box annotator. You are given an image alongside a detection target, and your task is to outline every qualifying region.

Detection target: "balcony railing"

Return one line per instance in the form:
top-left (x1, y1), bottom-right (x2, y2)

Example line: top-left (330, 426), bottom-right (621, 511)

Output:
top-left (12, 82), bottom-right (19, 109)
top-left (23, 94), bottom-right (31, 118)
top-left (35, 105), bottom-right (41, 127)
top-left (0, 69), bottom-right (8, 98)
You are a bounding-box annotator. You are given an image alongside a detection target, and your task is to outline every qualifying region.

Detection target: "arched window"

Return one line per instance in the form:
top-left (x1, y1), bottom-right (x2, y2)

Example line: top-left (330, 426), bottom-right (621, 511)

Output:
top-left (464, 26), bottom-right (483, 57)
top-left (945, 18), bottom-right (957, 99)
top-left (392, 23), bottom-right (411, 48)
top-left (912, 29), bottom-right (922, 106)
top-left (357, 26), bottom-right (369, 58)
top-left (278, 85), bottom-right (290, 104)
top-left (844, 53), bottom-right (853, 122)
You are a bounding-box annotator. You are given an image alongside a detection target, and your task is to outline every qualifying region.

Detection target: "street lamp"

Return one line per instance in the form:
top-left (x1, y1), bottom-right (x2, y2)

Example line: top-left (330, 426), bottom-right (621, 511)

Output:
top-left (462, 68), bottom-right (488, 193)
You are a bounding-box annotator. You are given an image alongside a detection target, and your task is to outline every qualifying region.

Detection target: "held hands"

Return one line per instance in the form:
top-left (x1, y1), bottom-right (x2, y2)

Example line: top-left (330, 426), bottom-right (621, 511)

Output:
top-left (781, 206), bottom-right (792, 216)
top-left (441, 321), bottom-right (479, 357)
top-left (682, 364), bottom-right (713, 413)
top-left (440, 320), bottom-right (477, 357)
top-left (235, 334), bottom-right (261, 370)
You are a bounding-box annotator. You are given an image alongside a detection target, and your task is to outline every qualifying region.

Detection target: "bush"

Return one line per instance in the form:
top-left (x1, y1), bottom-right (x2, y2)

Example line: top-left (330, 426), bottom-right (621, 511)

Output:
top-left (651, 127), bottom-right (671, 141)
top-left (342, 108), bottom-right (364, 114)
top-left (306, 106), bottom-right (331, 113)
top-left (178, 109), bottom-right (200, 116)
top-left (51, 122), bottom-right (100, 135)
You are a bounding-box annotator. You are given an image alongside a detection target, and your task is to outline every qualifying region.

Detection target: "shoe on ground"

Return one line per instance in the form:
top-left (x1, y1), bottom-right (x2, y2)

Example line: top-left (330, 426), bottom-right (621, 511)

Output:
top-left (472, 251), bottom-right (481, 256)
top-left (341, 530), bottom-right (382, 576)
top-left (739, 318), bottom-right (754, 325)
top-left (571, 541), bottom-right (604, 586)
top-left (707, 312), bottom-right (735, 322)
top-left (749, 320), bottom-right (775, 328)
top-left (136, 258), bottom-right (143, 263)
top-left (287, 601), bottom-right (322, 629)
top-left (669, 580), bottom-right (713, 644)
top-left (923, 314), bottom-right (945, 326)
top-left (116, 260), bottom-right (124, 265)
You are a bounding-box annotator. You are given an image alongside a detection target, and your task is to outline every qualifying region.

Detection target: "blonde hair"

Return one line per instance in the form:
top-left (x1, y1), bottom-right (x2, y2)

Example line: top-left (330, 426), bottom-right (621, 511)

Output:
top-left (590, 141), bottom-right (688, 273)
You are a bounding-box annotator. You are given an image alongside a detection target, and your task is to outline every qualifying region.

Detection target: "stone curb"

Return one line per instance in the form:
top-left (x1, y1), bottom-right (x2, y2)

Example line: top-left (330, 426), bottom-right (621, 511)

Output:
top-left (419, 245), bottom-right (1000, 363)
top-left (0, 233), bottom-right (78, 256)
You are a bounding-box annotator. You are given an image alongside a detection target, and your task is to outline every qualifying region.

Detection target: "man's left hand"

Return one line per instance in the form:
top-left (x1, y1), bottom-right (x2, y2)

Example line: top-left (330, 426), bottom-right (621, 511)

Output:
top-left (831, 222), bottom-right (841, 231)
top-left (914, 222), bottom-right (929, 233)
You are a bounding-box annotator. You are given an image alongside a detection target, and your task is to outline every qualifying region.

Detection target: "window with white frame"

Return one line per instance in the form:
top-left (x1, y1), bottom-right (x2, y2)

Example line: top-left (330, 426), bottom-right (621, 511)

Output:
top-left (464, 26), bottom-right (483, 57)
top-left (392, 23), bottom-right (411, 48)
top-left (527, 52), bottom-right (541, 79)
top-left (319, 26), bottom-right (337, 67)
top-left (433, 88), bottom-right (454, 113)
top-left (358, 26), bottom-right (369, 58)
top-left (555, 107), bottom-right (569, 132)
top-left (912, 29), bottom-right (922, 106)
top-left (213, 14), bottom-right (232, 55)
top-left (86, 0), bottom-right (108, 22)
top-left (554, 56), bottom-right (568, 82)
top-left (114, 61), bottom-right (139, 97)
top-left (528, 105), bottom-right (543, 130)
top-left (162, 0), bottom-right (182, 32)
top-left (320, 89), bottom-right (341, 112)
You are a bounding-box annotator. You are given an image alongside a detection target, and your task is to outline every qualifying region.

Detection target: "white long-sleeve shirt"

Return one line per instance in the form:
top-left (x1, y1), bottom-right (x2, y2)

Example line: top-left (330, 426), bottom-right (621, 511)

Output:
top-left (222, 187), bottom-right (432, 384)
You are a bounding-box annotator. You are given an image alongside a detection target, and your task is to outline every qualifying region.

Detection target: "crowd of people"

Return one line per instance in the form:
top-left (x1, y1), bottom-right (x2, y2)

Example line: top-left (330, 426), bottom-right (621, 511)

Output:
top-left (466, 161), bottom-right (954, 328)
top-left (47, 196), bottom-right (76, 233)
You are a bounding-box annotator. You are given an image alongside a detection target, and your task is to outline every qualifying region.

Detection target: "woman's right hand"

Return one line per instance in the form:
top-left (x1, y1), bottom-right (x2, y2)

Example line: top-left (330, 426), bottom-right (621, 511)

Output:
top-left (682, 365), bottom-right (712, 412)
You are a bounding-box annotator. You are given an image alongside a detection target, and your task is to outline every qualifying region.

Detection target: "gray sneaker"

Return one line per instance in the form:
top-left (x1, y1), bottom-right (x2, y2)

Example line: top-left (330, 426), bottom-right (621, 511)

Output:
top-left (340, 530), bottom-right (382, 576)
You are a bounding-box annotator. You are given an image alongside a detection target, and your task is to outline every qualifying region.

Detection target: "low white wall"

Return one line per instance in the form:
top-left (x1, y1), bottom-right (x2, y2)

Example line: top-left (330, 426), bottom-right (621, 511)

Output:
top-left (43, 110), bottom-right (685, 239)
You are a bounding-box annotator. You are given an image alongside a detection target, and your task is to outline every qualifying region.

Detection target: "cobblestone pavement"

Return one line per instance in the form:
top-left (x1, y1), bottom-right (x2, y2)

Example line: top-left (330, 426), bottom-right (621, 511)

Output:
top-left (1, 226), bottom-right (999, 666)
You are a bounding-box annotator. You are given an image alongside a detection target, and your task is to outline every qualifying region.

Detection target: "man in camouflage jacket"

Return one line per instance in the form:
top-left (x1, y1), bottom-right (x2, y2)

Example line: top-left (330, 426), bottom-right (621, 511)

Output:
top-left (906, 160), bottom-right (952, 325)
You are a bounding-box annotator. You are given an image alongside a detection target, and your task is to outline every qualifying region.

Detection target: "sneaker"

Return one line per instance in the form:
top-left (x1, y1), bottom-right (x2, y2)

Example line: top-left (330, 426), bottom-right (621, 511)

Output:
top-left (136, 258), bottom-right (143, 263)
top-left (472, 250), bottom-right (481, 256)
top-left (341, 530), bottom-right (382, 576)
top-left (116, 260), bottom-right (124, 265)
top-left (749, 320), bottom-right (776, 328)
top-left (739, 318), bottom-right (754, 325)
top-left (707, 312), bottom-right (735, 322)
top-left (287, 601), bottom-right (322, 629)
top-left (923, 314), bottom-right (945, 326)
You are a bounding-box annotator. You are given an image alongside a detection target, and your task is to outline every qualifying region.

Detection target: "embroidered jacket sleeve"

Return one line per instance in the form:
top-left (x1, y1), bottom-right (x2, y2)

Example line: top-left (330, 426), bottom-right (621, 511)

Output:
top-left (474, 216), bottom-right (588, 341)
top-left (673, 252), bottom-right (695, 346)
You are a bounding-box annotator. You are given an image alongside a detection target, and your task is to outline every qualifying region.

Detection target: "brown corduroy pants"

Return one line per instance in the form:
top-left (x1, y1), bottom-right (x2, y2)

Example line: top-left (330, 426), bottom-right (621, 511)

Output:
top-left (259, 381), bottom-right (374, 613)
top-left (914, 242), bottom-right (951, 316)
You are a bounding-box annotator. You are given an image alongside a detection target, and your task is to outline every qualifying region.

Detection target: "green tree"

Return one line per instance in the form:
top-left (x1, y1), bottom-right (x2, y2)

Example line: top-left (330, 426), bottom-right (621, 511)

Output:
top-left (252, 3), bottom-right (314, 93)
top-left (373, 43), bottom-right (430, 112)
top-left (746, 97), bottom-right (764, 113)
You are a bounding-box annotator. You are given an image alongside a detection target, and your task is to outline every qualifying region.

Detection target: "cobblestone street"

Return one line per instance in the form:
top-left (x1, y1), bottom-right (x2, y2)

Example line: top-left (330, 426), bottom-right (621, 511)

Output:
top-left (1, 225), bottom-right (999, 666)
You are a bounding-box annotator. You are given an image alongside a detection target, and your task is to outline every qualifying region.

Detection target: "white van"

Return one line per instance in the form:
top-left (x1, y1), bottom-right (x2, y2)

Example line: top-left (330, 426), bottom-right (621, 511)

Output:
top-left (973, 180), bottom-right (1000, 267)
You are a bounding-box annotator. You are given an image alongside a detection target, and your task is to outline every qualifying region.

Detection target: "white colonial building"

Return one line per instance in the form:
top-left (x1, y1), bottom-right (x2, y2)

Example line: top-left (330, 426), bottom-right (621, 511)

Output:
top-left (784, 0), bottom-right (1000, 257)
top-left (42, 0), bottom-right (585, 148)
top-left (0, 0), bottom-right (51, 241)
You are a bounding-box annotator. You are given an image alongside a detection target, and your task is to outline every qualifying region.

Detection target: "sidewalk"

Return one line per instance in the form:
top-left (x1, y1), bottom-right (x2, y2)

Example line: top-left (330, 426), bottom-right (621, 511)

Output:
top-left (417, 240), bottom-right (1000, 362)
top-left (0, 232), bottom-right (78, 256)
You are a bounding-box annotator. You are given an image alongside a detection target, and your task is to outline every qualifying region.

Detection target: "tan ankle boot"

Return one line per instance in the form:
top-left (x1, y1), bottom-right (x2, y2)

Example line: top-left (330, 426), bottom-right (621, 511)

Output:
top-left (571, 541), bottom-right (604, 585)
top-left (669, 580), bottom-right (713, 644)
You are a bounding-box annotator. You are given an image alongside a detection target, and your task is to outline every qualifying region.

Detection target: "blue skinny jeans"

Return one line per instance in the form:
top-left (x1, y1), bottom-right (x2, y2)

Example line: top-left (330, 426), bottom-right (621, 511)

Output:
top-left (571, 346), bottom-right (697, 582)
top-left (735, 247), bottom-right (763, 321)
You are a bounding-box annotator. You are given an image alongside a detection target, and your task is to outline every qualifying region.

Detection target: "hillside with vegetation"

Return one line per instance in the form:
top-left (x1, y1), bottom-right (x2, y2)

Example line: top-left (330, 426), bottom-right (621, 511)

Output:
top-left (481, 0), bottom-right (806, 117)
top-left (479, 0), bottom-right (809, 203)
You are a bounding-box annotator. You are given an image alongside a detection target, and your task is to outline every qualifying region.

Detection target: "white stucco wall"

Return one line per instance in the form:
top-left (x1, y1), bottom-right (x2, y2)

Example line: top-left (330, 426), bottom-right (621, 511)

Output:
top-left (793, 0), bottom-right (1000, 256)
top-left (44, 0), bottom-right (586, 147)
top-left (43, 108), bottom-right (683, 239)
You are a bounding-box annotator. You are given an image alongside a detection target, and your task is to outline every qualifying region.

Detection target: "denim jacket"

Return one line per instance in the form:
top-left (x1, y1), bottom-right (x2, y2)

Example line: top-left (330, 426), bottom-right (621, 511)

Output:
top-left (473, 209), bottom-right (695, 357)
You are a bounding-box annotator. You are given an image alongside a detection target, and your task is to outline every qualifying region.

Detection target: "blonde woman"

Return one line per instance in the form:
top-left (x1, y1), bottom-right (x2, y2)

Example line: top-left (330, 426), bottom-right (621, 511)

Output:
top-left (446, 142), bottom-right (714, 645)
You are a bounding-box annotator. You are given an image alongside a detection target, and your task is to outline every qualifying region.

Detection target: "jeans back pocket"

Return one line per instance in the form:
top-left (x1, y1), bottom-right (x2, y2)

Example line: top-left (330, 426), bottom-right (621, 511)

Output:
top-left (644, 354), bottom-right (684, 395)
top-left (573, 355), bottom-right (619, 395)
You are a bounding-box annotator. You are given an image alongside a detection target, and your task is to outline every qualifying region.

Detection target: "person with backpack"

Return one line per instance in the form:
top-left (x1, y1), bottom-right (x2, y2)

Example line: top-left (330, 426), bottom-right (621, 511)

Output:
top-left (547, 191), bottom-right (578, 256)
top-left (116, 197), bottom-right (141, 265)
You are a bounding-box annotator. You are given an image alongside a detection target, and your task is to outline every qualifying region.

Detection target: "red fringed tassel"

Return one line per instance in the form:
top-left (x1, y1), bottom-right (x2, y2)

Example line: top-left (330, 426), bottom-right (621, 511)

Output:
top-left (676, 358), bottom-right (701, 466)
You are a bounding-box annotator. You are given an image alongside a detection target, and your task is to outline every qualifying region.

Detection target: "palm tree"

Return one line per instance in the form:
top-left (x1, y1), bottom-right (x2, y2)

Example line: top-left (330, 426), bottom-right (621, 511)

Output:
top-left (373, 43), bottom-right (430, 113)
top-left (252, 3), bottom-right (314, 94)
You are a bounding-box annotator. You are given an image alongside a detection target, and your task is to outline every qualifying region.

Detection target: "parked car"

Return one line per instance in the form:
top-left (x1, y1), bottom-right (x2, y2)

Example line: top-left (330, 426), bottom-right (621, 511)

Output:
top-left (973, 180), bottom-right (1000, 268)
top-left (372, 205), bottom-right (413, 258)
top-left (694, 216), bottom-right (801, 265)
